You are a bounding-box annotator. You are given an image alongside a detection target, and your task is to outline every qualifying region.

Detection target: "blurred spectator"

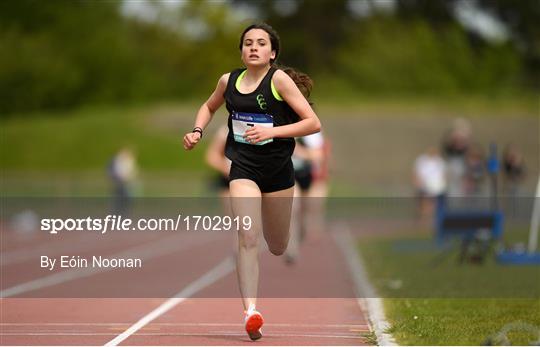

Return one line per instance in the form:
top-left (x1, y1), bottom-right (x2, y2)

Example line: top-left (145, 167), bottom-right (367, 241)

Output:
top-left (205, 125), bottom-right (232, 211)
top-left (108, 147), bottom-right (139, 215)
top-left (413, 146), bottom-right (446, 223)
top-left (308, 134), bottom-right (331, 235)
top-left (441, 118), bottom-right (472, 196)
top-left (463, 143), bottom-right (486, 195)
top-left (442, 118), bottom-right (472, 158)
top-left (286, 131), bottom-right (328, 264)
top-left (205, 126), bottom-right (231, 194)
top-left (502, 144), bottom-right (526, 196)
top-left (205, 126), bottom-right (237, 255)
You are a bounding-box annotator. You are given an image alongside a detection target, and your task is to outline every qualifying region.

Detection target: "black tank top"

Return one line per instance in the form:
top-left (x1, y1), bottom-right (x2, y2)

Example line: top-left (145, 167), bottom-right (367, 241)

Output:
top-left (223, 67), bottom-right (299, 166)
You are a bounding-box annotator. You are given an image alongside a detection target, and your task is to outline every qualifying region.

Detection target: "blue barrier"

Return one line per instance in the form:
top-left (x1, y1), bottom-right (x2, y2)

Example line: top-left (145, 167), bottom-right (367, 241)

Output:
top-left (496, 251), bottom-right (540, 265)
top-left (435, 195), bottom-right (504, 246)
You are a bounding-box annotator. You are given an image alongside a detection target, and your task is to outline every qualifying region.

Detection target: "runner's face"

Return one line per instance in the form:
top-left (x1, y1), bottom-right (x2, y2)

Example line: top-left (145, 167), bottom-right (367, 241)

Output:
top-left (241, 29), bottom-right (275, 67)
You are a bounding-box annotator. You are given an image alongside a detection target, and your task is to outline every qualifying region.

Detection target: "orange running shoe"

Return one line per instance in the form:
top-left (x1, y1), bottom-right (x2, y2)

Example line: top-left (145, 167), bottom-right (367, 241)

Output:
top-left (244, 309), bottom-right (264, 341)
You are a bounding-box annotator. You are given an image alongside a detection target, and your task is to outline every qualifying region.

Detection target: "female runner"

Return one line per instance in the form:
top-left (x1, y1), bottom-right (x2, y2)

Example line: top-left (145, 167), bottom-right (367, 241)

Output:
top-left (183, 22), bottom-right (321, 341)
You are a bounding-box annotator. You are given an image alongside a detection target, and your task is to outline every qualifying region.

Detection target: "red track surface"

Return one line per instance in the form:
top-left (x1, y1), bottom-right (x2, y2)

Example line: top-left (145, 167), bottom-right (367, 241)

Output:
top-left (1, 224), bottom-right (371, 346)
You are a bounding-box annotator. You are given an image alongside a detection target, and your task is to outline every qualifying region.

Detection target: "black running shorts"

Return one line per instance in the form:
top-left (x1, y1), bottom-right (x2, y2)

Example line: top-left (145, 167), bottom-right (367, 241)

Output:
top-left (229, 159), bottom-right (295, 193)
top-left (294, 165), bottom-right (313, 192)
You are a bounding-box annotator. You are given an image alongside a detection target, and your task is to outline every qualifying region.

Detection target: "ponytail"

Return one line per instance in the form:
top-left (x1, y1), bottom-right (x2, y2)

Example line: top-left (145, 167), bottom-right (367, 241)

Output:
top-left (278, 65), bottom-right (314, 100)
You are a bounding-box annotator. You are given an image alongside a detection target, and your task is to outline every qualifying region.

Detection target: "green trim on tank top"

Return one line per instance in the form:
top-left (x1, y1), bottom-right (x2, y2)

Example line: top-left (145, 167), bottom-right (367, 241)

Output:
top-left (235, 70), bottom-right (247, 91)
top-left (270, 80), bottom-right (283, 101)
top-left (235, 69), bottom-right (283, 101)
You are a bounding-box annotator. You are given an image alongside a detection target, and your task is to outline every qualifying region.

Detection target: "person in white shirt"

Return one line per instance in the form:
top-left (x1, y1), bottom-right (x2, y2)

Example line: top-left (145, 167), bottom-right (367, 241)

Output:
top-left (413, 146), bottom-right (447, 223)
top-left (108, 147), bottom-right (139, 215)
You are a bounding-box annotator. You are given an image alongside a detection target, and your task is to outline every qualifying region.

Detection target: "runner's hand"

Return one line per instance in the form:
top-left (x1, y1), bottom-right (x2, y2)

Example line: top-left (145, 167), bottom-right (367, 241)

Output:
top-left (244, 126), bottom-right (274, 144)
top-left (183, 132), bottom-right (201, 150)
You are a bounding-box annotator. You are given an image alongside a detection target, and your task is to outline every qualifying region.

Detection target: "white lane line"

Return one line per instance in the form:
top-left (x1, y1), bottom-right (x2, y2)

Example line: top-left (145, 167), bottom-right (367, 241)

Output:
top-left (333, 223), bottom-right (397, 346)
top-left (0, 234), bottom-right (216, 298)
top-left (103, 256), bottom-right (235, 347)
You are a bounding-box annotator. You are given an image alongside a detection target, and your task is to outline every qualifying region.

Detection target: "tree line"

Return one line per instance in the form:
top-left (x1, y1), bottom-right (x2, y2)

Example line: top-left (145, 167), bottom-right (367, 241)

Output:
top-left (0, 0), bottom-right (537, 116)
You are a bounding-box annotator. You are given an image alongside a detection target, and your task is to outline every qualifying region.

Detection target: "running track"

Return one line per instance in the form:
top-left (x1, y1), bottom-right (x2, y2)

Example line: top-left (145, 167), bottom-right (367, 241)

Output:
top-left (1, 223), bottom-right (372, 345)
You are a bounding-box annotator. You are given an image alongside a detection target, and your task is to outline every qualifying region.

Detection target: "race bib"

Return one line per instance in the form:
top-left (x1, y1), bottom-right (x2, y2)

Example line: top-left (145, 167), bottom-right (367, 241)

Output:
top-left (231, 111), bottom-right (273, 145)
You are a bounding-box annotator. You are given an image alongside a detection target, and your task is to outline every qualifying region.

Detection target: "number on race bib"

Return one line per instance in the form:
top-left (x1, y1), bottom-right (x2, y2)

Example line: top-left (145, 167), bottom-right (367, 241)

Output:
top-left (231, 112), bottom-right (273, 145)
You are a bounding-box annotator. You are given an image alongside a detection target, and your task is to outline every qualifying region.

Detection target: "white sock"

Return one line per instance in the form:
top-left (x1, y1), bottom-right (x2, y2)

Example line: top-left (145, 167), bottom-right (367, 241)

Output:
top-left (247, 303), bottom-right (256, 314)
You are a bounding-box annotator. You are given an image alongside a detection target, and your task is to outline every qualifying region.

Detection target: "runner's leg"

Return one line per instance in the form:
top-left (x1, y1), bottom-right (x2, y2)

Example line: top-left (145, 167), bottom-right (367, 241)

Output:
top-left (261, 186), bottom-right (295, 256)
top-left (229, 179), bottom-right (262, 310)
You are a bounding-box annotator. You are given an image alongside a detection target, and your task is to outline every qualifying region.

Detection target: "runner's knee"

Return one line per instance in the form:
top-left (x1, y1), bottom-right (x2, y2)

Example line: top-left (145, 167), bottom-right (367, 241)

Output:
top-left (239, 231), bottom-right (259, 250)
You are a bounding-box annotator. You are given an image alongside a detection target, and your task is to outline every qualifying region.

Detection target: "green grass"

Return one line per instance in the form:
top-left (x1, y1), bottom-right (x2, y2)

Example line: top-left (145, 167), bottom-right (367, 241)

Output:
top-left (0, 103), bottom-right (208, 170)
top-left (357, 231), bottom-right (540, 345)
top-left (315, 93), bottom-right (538, 119)
top-left (0, 102), bottom-right (225, 196)
top-left (384, 298), bottom-right (540, 345)
top-left (2, 97), bottom-right (536, 170)
top-left (360, 330), bottom-right (378, 345)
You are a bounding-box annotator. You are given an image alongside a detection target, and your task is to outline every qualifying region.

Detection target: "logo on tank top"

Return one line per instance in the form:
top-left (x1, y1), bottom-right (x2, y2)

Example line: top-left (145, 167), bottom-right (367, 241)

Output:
top-left (256, 93), bottom-right (267, 111)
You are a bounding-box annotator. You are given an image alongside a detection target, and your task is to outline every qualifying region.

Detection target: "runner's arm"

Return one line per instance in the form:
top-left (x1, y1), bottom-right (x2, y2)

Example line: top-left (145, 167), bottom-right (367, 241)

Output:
top-left (184, 74), bottom-right (228, 150)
